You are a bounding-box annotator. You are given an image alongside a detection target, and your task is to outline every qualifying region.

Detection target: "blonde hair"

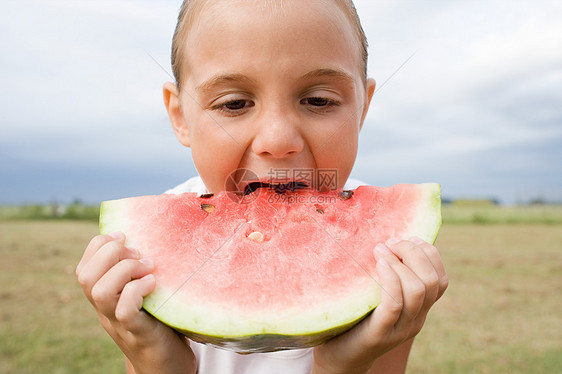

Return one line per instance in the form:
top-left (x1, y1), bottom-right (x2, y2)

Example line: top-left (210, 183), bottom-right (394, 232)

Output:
top-left (171, 0), bottom-right (368, 90)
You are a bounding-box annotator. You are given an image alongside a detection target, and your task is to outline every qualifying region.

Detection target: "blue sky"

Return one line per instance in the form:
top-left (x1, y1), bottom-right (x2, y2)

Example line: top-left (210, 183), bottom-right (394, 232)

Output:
top-left (1, 0), bottom-right (561, 204)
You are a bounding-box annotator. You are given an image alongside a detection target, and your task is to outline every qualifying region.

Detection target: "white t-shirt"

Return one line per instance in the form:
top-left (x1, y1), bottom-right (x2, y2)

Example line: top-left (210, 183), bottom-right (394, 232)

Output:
top-left (165, 176), bottom-right (366, 374)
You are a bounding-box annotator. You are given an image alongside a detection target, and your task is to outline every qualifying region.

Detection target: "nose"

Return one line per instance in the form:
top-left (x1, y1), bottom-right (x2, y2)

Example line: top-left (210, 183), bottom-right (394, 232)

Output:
top-left (251, 107), bottom-right (305, 159)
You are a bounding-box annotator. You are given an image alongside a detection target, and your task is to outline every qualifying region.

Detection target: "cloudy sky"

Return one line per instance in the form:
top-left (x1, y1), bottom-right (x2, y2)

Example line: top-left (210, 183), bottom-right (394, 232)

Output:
top-left (1, 0), bottom-right (561, 204)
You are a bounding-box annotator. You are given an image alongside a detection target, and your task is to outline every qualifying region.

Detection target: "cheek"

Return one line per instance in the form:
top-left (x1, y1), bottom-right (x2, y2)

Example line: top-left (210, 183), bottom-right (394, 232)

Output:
top-left (310, 113), bottom-right (360, 157)
top-left (310, 120), bottom-right (359, 188)
top-left (189, 111), bottom-right (241, 158)
top-left (182, 104), bottom-right (254, 192)
top-left (190, 132), bottom-right (248, 193)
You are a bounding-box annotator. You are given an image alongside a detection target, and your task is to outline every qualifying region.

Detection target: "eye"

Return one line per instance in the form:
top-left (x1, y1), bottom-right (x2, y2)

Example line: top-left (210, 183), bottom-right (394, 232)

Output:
top-left (304, 97), bottom-right (330, 106)
top-left (300, 97), bottom-right (341, 112)
top-left (224, 100), bottom-right (249, 110)
top-left (212, 99), bottom-right (255, 116)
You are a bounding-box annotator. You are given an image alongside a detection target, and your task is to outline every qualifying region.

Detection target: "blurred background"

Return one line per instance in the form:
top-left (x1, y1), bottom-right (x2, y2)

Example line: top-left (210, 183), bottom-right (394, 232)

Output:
top-left (1, 1), bottom-right (561, 373)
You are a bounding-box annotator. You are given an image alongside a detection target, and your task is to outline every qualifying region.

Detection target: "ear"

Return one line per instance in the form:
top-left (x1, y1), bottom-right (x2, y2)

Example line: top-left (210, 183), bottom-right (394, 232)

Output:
top-left (163, 81), bottom-right (191, 147)
top-left (359, 78), bottom-right (376, 131)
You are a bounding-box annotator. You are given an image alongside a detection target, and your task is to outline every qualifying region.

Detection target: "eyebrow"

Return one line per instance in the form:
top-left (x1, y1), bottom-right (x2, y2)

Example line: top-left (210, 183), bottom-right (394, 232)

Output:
top-left (195, 74), bottom-right (257, 94)
top-left (299, 68), bottom-right (355, 83)
top-left (195, 68), bottom-right (355, 94)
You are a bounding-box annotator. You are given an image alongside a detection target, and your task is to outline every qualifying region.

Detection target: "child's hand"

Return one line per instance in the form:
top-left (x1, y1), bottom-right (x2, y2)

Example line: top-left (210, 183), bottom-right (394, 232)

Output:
top-left (312, 237), bottom-right (448, 374)
top-left (76, 233), bottom-right (196, 374)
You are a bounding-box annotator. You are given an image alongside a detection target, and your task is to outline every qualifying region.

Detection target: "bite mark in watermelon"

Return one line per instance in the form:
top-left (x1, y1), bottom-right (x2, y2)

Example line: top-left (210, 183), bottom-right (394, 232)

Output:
top-left (99, 183), bottom-right (441, 352)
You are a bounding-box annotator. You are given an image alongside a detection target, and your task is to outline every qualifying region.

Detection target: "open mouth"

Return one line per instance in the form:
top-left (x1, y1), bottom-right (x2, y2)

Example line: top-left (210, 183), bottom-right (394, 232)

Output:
top-left (243, 181), bottom-right (309, 195)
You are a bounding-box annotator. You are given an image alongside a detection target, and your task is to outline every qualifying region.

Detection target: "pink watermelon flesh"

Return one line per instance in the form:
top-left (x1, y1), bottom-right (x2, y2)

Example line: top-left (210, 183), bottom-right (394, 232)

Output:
top-left (99, 183), bottom-right (441, 353)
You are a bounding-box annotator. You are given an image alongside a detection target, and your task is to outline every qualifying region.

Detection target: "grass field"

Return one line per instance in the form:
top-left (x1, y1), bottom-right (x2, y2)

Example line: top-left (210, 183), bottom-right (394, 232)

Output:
top-left (3, 203), bottom-right (562, 224)
top-left (1, 220), bottom-right (561, 373)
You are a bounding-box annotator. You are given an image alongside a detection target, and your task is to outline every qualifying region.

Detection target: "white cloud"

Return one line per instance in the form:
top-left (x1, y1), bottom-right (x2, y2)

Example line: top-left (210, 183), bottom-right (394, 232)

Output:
top-left (0, 0), bottom-right (177, 133)
top-left (354, 0), bottom-right (562, 160)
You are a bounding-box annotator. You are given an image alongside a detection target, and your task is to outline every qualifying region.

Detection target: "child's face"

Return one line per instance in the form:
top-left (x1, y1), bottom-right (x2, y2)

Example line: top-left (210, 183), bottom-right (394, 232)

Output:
top-left (165, 0), bottom-right (375, 193)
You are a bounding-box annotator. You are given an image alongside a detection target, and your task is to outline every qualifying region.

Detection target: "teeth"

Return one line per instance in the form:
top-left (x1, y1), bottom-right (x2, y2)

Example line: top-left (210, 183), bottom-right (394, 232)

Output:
top-left (243, 181), bottom-right (309, 195)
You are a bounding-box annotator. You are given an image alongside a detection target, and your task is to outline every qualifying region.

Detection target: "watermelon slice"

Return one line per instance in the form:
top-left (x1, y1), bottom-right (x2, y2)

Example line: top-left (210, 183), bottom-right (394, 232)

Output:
top-left (99, 183), bottom-right (441, 353)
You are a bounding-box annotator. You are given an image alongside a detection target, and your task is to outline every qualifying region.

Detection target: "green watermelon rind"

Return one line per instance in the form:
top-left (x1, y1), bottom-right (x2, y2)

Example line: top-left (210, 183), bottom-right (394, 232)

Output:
top-left (169, 309), bottom-right (373, 353)
top-left (406, 183), bottom-right (442, 245)
top-left (99, 198), bottom-right (130, 235)
top-left (142, 281), bottom-right (379, 352)
top-left (99, 183), bottom-right (441, 353)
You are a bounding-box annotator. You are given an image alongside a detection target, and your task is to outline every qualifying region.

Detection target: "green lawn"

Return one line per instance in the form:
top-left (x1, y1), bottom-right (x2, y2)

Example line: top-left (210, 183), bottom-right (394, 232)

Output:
top-left (442, 204), bottom-right (562, 224)
top-left (409, 224), bottom-right (562, 373)
top-left (0, 221), bottom-right (124, 374)
top-left (1, 220), bottom-right (561, 373)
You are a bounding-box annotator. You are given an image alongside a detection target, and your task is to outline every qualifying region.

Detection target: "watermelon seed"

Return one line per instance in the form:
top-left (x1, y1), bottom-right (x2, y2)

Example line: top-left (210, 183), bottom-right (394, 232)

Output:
top-left (199, 193), bottom-right (214, 198)
top-left (200, 203), bottom-right (215, 213)
top-left (338, 190), bottom-right (354, 200)
top-left (247, 231), bottom-right (264, 242)
top-left (314, 203), bottom-right (325, 214)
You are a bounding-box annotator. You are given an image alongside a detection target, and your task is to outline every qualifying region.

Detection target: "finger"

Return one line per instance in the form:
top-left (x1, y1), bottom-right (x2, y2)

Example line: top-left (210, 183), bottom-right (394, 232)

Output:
top-left (385, 238), bottom-right (440, 307)
top-left (77, 240), bottom-right (140, 303)
top-left (91, 258), bottom-right (154, 317)
top-left (374, 244), bottom-right (426, 322)
top-left (114, 274), bottom-right (157, 334)
top-left (76, 232), bottom-right (125, 274)
top-left (370, 246), bottom-right (403, 333)
top-left (409, 237), bottom-right (449, 300)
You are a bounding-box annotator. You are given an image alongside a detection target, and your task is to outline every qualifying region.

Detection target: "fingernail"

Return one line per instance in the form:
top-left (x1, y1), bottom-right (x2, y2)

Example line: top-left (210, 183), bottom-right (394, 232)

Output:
top-left (139, 258), bottom-right (154, 267)
top-left (109, 231), bottom-right (124, 240)
top-left (374, 243), bottom-right (391, 255)
top-left (377, 257), bottom-right (390, 268)
top-left (128, 247), bottom-right (140, 257)
top-left (410, 236), bottom-right (425, 245)
top-left (386, 237), bottom-right (400, 246)
top-left (140, 273), bottom-right (154, 282)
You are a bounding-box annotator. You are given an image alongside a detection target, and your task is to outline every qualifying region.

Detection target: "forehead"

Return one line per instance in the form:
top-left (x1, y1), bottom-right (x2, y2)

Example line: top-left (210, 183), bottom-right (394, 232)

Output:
top-left (182, 0), bottom-right (361, 81)
top-left (182, 0), bottom-right (362, 83)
